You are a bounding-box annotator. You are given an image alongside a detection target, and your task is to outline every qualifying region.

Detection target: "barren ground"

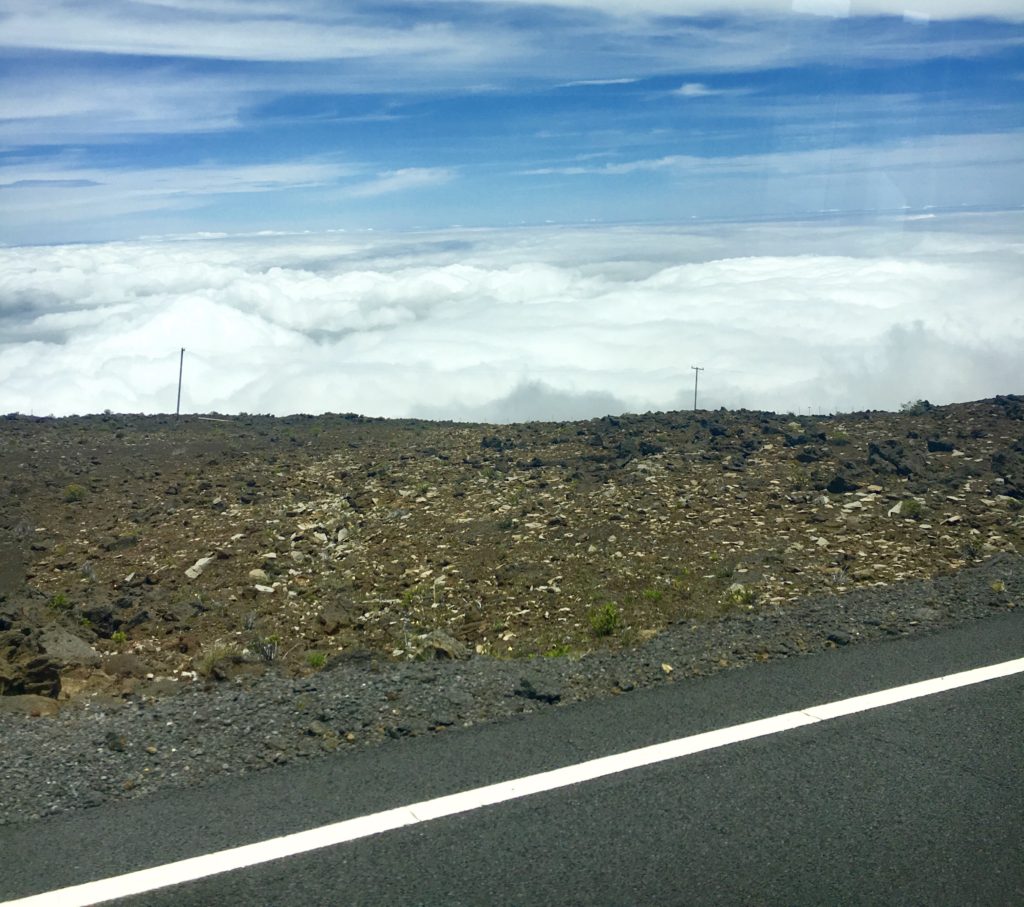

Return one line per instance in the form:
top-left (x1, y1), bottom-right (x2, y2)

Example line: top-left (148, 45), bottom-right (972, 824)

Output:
top-left (1, 396), bottom-right (1022, 709)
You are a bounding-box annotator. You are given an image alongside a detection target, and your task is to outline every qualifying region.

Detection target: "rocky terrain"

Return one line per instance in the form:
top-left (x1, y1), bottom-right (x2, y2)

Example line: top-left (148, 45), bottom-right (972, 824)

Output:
top-left (1, 396), bottom-right (1023, 711)
top-left (1, 397), bottom-right (1022, 824)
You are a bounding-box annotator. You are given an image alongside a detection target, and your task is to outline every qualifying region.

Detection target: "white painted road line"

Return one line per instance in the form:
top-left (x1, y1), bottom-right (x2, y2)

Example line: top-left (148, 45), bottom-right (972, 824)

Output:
top-left (5, 655), bottom-right (1023, 907)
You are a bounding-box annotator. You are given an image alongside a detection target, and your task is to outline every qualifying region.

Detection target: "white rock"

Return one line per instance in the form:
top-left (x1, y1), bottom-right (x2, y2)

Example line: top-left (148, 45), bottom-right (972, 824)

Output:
top-left (254, 584), bottom-right (275, 593)
top-left (185, 555), bottom-right (215, 579)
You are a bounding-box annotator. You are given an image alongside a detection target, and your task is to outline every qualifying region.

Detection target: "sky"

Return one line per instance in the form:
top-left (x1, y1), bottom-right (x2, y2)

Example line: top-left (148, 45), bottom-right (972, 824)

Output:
top-left (1, 0), bottom-right (1022, 419)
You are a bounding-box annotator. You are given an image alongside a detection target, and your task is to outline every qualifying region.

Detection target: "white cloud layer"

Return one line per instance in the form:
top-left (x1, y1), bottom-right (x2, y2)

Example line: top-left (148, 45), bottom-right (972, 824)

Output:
top-left (1, 214), bottom-right (1021, 421)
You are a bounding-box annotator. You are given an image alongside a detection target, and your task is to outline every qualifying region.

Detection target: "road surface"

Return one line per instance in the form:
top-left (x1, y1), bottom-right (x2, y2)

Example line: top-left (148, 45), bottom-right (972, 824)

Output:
top-left (2, 611), bottom-right (1021, 906)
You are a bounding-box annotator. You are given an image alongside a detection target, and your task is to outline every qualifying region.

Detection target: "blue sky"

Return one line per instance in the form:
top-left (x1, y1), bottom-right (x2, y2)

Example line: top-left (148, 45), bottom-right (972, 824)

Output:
top-left (1, 0), bottom-right (1022, 243)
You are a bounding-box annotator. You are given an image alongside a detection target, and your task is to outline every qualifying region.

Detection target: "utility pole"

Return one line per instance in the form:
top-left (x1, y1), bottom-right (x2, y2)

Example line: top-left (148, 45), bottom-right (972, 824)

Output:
top-left (691, 365), bottom-right (704, 412)
top-left (175, 348), bottom-right (185, 419)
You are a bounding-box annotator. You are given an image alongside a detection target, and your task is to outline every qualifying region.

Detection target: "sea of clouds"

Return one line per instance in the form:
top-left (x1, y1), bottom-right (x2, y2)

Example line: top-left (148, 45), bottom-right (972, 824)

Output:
top-left (1, 213), bottom-right (1021, 422)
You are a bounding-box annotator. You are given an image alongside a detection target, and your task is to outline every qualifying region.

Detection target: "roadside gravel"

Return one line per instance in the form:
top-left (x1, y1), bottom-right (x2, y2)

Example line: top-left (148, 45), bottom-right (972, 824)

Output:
top-left (1, 554), bottom-right (1020, 828)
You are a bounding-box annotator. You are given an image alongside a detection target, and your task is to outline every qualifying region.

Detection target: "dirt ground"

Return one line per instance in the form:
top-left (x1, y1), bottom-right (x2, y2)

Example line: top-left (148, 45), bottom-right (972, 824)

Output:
top-left (1, 395), bottom-right (1022, 705)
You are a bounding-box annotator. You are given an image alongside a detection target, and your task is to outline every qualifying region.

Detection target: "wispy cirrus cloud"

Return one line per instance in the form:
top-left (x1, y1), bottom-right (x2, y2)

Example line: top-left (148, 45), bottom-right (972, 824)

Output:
top-left (0, 157), bottom-right (357, 230)
top-left (672, 81), bottom-right (752, 97)
top-left (560, 78), bottom-right (641, 87)
top-left (0, 1), bottom-right (500, 63)
top-left (519, 131), bottom-right (1024, 218)
top-left (343, 167), bottom-right (455, 198)
top-left (0, 156), bottom-right (460, 241)
top-left (451, 0), bottom-right (1024, 21)
top-left (0, 68), bottom-right (251, 145)
top-left (523, 130), bottom-right (1024, 178)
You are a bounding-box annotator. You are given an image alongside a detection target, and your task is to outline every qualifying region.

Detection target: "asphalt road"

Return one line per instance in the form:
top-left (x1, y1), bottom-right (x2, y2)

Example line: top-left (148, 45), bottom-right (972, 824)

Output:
top-left (2, 611), bottom-right (1022, 906)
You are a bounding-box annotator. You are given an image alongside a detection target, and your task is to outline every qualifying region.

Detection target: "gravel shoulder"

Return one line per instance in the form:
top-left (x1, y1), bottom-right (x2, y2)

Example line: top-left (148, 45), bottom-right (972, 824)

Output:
top-left (1, 553), bottom-right (1019, 828)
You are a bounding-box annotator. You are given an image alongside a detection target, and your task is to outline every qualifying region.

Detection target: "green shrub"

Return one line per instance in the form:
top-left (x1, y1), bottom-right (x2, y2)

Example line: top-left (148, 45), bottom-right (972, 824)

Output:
top-left (306, 650), bottom-right (327, 669)
top-left (588, 602), bottom-right (621, 637)
top-left (63, 484), bottom-right (86, 503)
top-left (111, 630), bottom-right (128, 646)
top-left (642, 587), bottom-right (663, 603)
top-left (726, 584), bottom-right (756, 607)
top-left (194, 641), bottom-right (242, 679)
top-left (901, 499), bottom-right (924, 520)
top-left (48, 592), bottom-right (71, 611)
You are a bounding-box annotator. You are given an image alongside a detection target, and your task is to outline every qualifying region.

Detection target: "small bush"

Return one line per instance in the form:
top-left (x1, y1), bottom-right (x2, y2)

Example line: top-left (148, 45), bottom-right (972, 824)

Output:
top-left (726, 584), bottom-right (756, 607)
top-left (63, 484), bottom-right (86, 503)
top-left (642, 587), bottom-right (663, 603)
top-left (194, 641), bottom-right (242, 679)
top-left (48, 592), bottom-right (71, 611)
top-left (588, 602), bottom-right (621, 637)
top-left (901, 499), bottom-right (924, 520)
top-left (111, 630), bottom-right (128, 646)
top-left (306, 650), bottom-right (327, 669)
top-left (990, 580), bottom-right (1006, 594)
top-left (252, 634), bottom-right (280, 662)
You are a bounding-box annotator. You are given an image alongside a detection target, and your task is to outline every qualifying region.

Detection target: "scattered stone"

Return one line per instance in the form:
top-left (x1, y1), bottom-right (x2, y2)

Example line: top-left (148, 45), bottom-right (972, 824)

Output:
top-left (39, 628), bottom-right (101, 667)
top-left (826, 473), bottom-right (860, 494)
top-left (184, 556), bottom-right (215, 580)
top-left (105, 731), bottom-right (127, 752)
top-left (102, 653), bottom-right (150, 678)
top-left (318, 603), bottom-right (355, 635)
top-left (305, 720), bottom-right (336, 739)
top-left (410, 630), bottom-right (467, 661)
top-left (0, 694), bottom-right (61, 717)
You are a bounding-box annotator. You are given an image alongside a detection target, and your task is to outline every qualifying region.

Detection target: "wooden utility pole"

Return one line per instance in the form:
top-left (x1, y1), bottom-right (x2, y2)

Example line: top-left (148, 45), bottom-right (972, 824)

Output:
top-left (175, 348), bottom-right (185, 418)
top-left (691, 365), bottom-right (704, 411)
